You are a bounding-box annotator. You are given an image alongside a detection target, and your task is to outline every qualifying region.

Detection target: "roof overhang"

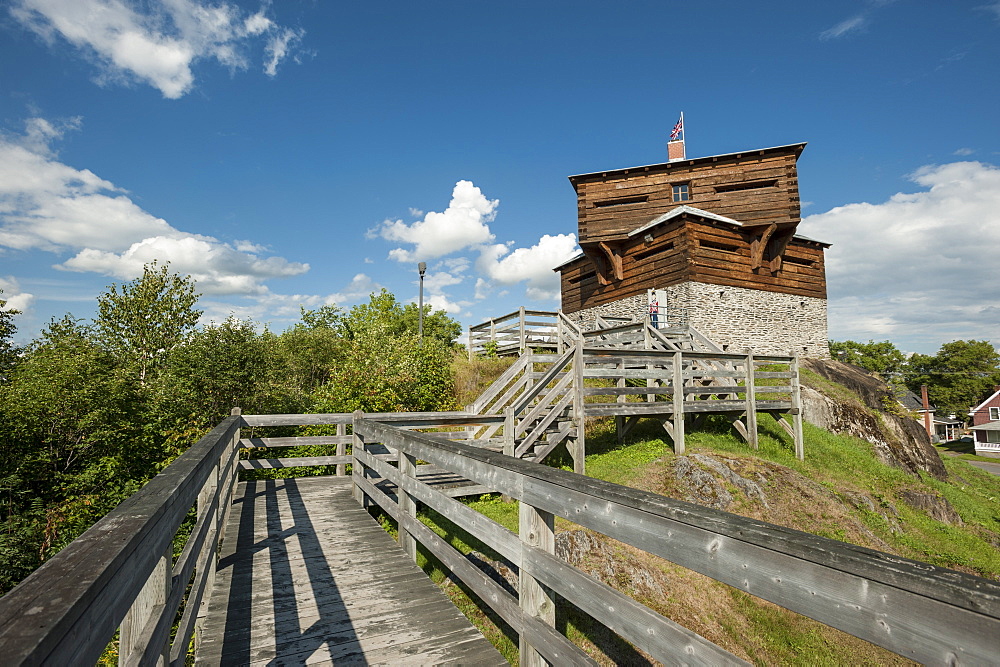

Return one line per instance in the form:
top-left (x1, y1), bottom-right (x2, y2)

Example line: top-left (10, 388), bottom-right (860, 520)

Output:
top-left (568, 142), bottom-right (807, 190)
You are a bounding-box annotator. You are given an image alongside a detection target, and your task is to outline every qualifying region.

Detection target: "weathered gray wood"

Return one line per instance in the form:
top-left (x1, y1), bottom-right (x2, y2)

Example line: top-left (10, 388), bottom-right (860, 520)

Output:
top-left (519, 502), bottom-right (555, 666)
top-left (522, 545), bottom-right (748, 666)
top-left (746, 351), bottom-right (759, 449)
top-left (238, 455), bottom-right (355, 469)
top-left (238, 435), bottom-right (351, 448)
top-left (672, 350), bottom-right (685, 454)
top-left (791, 354), bottom-right (805, 460)
top-left (197, 477), bottom-right (504, 665)
top-left (353, 420), bottom-right (1000, 664)
top-left (398, 447), bottom-right (418, 563)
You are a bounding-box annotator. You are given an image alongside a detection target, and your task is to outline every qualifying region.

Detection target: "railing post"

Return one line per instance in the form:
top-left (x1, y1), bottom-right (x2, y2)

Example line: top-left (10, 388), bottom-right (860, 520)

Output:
top-left (746, 350), bottom-right (758, 450)
top-left (791, 353), bottom-right (804, 460)
top-left (398, 443), bottom-right (418, 563)
top-left (572, 342), bottom-right (586, 475)
top-left (519, 306), bottom-right (526, 354)
top-left (351, 410), bottom-right (368, 506)
top-left (672, 351), bottom-right (685, 455)
top-left (519, 501), bottom-right (555, 666)
top-left (119, 543), bottom-right (171, 666)
top-left (468, 326), bottom-right (474, 361)
top-left (336, 422), bottom-right (347, 476)
top-left (502, 406), bottom-right (515, 502)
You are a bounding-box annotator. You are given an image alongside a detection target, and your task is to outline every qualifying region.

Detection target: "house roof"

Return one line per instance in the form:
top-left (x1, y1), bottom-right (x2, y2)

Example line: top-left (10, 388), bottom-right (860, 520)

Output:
top-left (971, 421), bottom-right (1000, 431)
top-left (971, 387), bottom-right (1000, 413)
top-left (896, 387), bottom-right (933, 412)
top-left (567, 142), bottom-right (808, 187)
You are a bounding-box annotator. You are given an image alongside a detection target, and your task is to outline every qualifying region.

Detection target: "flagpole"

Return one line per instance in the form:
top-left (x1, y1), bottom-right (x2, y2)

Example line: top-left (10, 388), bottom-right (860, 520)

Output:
top-left (680, 111), bottom-right (685, 158)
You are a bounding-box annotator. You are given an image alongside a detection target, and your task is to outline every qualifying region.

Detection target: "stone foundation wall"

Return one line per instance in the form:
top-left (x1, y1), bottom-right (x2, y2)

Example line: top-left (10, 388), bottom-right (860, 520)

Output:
top-left (567, 281), bottom-right (829, 358)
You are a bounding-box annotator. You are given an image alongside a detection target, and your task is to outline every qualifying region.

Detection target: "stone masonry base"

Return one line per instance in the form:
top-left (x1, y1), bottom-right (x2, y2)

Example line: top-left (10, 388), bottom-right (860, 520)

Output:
top-left (567, 281), bottom-right (829, 358)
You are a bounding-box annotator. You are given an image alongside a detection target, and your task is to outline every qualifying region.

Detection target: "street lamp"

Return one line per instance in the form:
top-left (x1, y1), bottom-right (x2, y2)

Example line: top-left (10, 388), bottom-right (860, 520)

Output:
top-left (418, 262), bottom-right (426, 343)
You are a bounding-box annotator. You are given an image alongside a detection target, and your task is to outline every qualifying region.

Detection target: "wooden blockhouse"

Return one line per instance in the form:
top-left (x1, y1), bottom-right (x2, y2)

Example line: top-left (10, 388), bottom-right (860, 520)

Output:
top-left (555, 143), bottom-right (831, 357)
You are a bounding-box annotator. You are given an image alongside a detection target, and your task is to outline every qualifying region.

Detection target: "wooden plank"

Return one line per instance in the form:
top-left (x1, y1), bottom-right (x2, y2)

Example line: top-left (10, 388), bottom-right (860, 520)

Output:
top-left (522, 545), bottom-right (747, 666)
top-left (239, 436), bottom-right (351, 448)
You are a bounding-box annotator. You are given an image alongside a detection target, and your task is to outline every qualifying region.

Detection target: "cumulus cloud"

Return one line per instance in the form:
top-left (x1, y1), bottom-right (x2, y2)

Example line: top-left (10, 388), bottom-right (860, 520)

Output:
top-left (375, 180), bottom-right (498, 262)
top-left (954, 147), bottom-right (975, 156)
top-left (800, 161), bottom-right (1000, 347)
top-left (0, 117), bottom-right (308, 296)
top-left (10, 0), bottom-right (303, 98)
top-left (0, 276), bottom-right (35, 312)
top-left (477, 233), bottom-right (579, 302)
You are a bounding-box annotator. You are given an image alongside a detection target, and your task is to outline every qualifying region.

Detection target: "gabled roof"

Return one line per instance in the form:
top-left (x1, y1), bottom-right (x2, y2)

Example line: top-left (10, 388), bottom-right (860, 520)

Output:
top-left (971, 421), bottom-right (1000, 431)
top-left (627, 205), bottom-right (739, 237)
top-left (971, 387), bottom-right (1000, 413)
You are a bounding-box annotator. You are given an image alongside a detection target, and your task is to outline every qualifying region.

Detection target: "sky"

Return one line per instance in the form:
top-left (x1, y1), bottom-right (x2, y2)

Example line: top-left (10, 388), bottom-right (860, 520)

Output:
top-left (1, 0), bottom-right (998, 355)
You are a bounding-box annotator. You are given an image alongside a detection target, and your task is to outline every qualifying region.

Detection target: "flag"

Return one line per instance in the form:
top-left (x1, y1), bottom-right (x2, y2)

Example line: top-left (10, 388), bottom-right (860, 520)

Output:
top-left (669, 115), bottom-right (683, 141)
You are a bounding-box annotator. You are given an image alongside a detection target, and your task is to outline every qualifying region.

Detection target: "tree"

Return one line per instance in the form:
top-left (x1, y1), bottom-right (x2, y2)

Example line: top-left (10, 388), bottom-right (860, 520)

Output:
top-left (906, 340), bottom-right (1000, 419)
top-left (829, 340), bottom-right (907, 377)
top-left (276, 306), bottom-right (344, 394)
top-left (0, 290), bottom-right (20, 382)
top-left (340, 289), bottom-right (462, 346)
top-left (95, 261), bottom-right (202, 384)
top-left (154, 317), bottom-right (290, 432)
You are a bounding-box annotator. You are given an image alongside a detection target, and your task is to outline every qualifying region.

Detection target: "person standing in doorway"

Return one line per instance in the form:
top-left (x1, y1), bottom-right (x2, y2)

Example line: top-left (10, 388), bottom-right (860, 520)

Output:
top-left (649, 298), bottom-right (659, 328)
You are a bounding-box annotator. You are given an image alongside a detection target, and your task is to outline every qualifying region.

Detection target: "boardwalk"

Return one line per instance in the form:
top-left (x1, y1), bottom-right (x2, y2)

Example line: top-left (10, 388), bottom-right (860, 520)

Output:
top-left (196, 476), bottom-right (506, 665)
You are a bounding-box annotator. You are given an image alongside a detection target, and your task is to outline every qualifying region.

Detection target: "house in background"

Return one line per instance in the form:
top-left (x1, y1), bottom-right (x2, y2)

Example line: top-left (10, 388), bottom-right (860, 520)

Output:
top-left (896, 387), bottom-right (961, 443)
top-left (969, 386), bottom-right (1000, 458)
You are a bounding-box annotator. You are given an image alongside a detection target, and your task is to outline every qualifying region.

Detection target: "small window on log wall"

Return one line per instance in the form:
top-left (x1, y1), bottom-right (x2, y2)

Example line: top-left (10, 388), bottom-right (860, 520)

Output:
top-left (568, 271), bottom-right (597, 284)
top-left (634, 242), bottom-right (675, 260)
top-left (784, 256), bottom-right (815, 267)
top-left (593, 195), bottom-right (649, 208)
top-left (699, 240), bottom-right (740, 253)
top-left (714, 179), bottom-right (778, 193)
top-left (672, 184), bottom-right (690, 202)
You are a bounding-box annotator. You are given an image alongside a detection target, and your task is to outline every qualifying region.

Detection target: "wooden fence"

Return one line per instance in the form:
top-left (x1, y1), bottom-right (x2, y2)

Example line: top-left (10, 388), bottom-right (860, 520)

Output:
top-left (351, 416), bottom-right (1000, 666)
top-left (2, 410), bottom-right (998, 664)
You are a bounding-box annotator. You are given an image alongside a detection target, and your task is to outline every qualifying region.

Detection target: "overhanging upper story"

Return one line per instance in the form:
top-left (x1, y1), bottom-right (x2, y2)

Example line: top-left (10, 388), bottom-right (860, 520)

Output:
top-left (569, 142), bottom-right (806, 246)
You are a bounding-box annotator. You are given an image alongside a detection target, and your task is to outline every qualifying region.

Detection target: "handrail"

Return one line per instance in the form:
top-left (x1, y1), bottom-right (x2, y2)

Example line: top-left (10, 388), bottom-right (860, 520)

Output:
top-left (0, 415), bottom-right (242, 665)
top-left (351, 418), bottom-right (1000, 665)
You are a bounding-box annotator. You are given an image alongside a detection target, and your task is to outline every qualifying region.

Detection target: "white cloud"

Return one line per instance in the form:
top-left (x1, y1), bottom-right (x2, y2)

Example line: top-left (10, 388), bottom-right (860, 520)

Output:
top-left (0, 117), bottom-right (309, 297)
top-left (376, 180), bottom-right (498, 262)
top-left (59, 234), bottom-right (308, 294)
top-left (800, 161), bottom-right (1000, 347)
top-left (425, 293), bottom-right (467, 315)
top-left (0, 276), bottom-right (35, 312)
top-left (10, 0), bottom-right (303, 98)
top-left (820, 14), bottom-right (867, 40)
top-left (954, 147), bottom-right (975, 156)
top-left (477, 233), bottom-right (579, 302)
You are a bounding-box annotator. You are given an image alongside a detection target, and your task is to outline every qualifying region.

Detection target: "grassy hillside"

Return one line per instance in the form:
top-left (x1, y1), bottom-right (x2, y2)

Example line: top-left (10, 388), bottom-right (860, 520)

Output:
top-left (400, 358), bottom-right (1000, 665)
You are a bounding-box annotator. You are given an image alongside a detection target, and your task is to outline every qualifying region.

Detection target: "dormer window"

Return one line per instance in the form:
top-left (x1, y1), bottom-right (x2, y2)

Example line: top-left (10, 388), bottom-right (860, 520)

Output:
top-left (672, 183), bottom-right (690, 202)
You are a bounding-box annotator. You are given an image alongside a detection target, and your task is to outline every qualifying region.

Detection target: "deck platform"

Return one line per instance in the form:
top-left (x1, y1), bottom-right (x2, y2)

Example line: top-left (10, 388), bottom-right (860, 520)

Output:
top-left (196, 476), bottom-right (506, 665)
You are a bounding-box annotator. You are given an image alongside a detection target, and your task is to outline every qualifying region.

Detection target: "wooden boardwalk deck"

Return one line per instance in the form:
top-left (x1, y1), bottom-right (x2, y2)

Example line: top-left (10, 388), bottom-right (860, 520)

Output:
top-left (196, 476), bottom-right (506, 665)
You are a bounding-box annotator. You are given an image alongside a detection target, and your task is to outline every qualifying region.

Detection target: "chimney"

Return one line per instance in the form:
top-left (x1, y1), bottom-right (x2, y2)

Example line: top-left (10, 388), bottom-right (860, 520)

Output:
top-left (667, 140), bottom-right (686, 162)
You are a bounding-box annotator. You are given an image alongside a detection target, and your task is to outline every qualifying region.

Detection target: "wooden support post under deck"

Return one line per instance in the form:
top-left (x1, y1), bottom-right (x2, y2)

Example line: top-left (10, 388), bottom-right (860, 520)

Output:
top-left (672, 351), bottom-right (685, 455)
top-left (746, 351), bottom-right (759, 449)
top-left (616, 357), bottom-right (626, 446)
top-left (519, 502), bottom-right (555, 667)
top-left (502, 406), bottom-right (515, 502)
top-left (791, 354), bottom-right (804, 460)
top-left (572, 342), bottom-right (586, 475)
top-left (398, 449), bottom-right (418, 562)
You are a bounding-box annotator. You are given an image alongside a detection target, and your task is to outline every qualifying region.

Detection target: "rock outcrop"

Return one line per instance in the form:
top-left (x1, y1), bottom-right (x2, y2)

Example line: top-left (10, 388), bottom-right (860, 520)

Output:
top-left (800, 359), bottom-right (947, 480)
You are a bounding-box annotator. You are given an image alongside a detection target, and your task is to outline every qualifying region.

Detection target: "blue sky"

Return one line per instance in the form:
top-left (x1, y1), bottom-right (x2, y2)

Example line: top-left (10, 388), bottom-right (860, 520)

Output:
top-left (1, 0), bottom-right (998, 354)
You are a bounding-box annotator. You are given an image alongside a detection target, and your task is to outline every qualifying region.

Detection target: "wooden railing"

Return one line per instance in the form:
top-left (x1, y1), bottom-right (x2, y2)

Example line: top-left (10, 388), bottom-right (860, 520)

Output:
top-left (351, 416), bottom-right (1000, 666)
top-left (467, 308), bottom-right (581, 359)
top-left (0, 413), bottom-right (243, 665)
top-left (4, 409), bottom-right (999, 664)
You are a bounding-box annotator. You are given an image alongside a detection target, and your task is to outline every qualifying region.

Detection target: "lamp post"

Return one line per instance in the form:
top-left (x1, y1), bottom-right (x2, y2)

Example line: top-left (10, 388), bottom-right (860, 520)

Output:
top-left (418, 262), bottom-right (426, 343)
